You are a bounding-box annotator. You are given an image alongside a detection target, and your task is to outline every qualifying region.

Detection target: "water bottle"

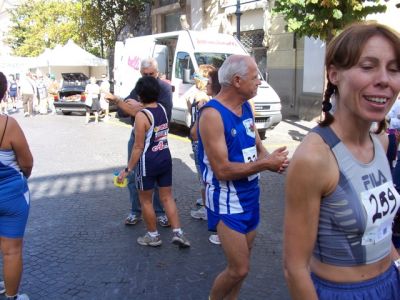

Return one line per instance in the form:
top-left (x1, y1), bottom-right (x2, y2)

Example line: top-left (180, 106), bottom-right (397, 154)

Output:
top-left (113, 172), bottom-right (128, 188)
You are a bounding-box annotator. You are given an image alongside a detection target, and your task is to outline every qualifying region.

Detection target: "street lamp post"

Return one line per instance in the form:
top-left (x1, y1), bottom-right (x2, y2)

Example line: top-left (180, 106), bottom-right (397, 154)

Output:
top-left (235, 0), bottom-right (242, 41)
top-left (234, 0), bottom-right (260, 41)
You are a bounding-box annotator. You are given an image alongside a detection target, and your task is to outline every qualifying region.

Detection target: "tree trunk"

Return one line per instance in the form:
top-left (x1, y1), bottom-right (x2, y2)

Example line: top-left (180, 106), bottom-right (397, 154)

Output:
top-left (108, 2), bottom-right (152, 88)
top-left (117, 2), bottom-right (152, 41)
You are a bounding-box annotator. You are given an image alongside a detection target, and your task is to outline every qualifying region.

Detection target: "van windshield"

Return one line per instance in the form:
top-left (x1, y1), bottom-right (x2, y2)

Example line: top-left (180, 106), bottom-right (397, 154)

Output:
top-left (194, 53), bottom-right (230, 68)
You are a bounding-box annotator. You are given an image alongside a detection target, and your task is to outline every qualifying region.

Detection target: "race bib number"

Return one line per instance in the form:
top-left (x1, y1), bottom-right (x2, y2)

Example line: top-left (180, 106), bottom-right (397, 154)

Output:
top-left (242, 146), bottom-right (259, 181)
top-left (361, 181), bottom-right (399, 245)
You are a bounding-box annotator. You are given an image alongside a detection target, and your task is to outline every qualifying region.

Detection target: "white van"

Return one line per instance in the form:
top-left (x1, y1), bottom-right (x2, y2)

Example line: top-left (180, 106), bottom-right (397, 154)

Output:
top-left (113, 30), bottom-right (282, 139)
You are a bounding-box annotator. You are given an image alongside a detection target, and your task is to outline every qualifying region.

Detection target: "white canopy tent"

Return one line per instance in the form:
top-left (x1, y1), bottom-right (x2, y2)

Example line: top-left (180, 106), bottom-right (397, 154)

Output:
top-left (0, 56), bottom-right (37, 78)
top-left (35, 40), bottom-right (108, 80)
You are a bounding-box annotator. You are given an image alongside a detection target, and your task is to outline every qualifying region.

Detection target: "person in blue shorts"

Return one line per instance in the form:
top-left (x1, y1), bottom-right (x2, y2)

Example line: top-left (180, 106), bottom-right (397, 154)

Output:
top-left (8, 75), bottom-right (18, 112)
top-left (284, 22), bottom-right (400, 300)
top-left (0, 71), bottom-right (33, 300)
top-left (117, 76), bottom-right (190, 248)
top-left (106, 59), bottom-right (171, 228)
top-left (197, 55), bottom-right (289, 299)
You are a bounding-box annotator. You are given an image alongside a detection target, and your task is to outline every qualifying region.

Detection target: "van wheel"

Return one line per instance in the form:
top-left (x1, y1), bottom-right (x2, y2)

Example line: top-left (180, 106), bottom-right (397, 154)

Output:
top-left (62, 111), bottom-right (71, 115)
top-left (258, 130), bottom-right (266, 140)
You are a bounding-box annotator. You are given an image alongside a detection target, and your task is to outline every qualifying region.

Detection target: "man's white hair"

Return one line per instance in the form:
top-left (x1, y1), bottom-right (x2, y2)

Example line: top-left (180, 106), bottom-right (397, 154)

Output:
top-left (141, 58), bottom-right (158, 71)
top-left (218, 55), bottom-right (252, 86)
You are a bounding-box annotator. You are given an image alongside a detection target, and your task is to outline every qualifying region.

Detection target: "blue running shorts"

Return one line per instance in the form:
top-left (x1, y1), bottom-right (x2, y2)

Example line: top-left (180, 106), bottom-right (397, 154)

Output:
top-left (206, 205), bottom-right (260, 234)
top-left (135, 167), bottom-right (172, 191)
top-left (311, 264), bottom-right (400, 300)
top-left (0, 191), bottom-right (30, 238)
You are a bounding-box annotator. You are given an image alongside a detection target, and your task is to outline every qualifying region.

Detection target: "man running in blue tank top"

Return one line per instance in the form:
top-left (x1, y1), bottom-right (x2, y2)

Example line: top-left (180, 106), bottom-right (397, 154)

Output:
top-left (197, 55), bottom-right (289, 299)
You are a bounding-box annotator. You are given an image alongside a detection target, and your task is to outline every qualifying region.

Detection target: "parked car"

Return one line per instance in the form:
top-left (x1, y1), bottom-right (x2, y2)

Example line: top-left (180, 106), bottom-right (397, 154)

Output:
top-left (54, 73), bottom-right (88, 115)
top-left (54, 73), bottom-right (116, 115)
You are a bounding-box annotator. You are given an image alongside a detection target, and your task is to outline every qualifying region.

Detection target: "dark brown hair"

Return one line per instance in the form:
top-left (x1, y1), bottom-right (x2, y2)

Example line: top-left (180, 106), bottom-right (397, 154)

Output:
top-left (0, 72), bottom-right (7, 100)
top-left (320, 22), bottom-right (400, 133)
top-left (135, 76), bottom-right (160, 104)
top-left (208, 69), bottom-right (221, 97)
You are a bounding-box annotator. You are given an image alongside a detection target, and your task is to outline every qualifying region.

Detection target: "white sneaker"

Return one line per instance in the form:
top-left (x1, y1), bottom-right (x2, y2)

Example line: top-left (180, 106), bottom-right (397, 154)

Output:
top-left (190, 206), bottom-right (207, 220)
top-left (0, 280), bottom-right (5, 294)
top-left (196, 198), bottom-right (204, 206)
top-left (5, 294), bottom-right (29, 300)
top-left (209, 234), bottom-right (221, 245)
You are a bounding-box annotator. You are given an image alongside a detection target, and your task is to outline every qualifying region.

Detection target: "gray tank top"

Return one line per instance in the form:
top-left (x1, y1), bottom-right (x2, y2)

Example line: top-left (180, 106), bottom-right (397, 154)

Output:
top-left (312, 126), bottom-right (400, 266)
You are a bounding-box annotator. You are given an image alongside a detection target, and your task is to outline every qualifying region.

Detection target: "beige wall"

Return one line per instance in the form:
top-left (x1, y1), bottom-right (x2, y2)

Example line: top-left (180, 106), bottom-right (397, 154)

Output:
top-left (268, 2), bottom-right (400, 120)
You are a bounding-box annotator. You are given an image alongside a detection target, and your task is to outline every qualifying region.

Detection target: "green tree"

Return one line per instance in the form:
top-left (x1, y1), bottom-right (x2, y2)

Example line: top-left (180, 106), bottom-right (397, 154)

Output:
top-left (273, 0), bottom-right (387, 42)
top-left (7, 0), bottom-right (83, 56)
top-left (81, 0), bottom-right (151, 76)
top-left (82, 0), bottom-right (151, 54)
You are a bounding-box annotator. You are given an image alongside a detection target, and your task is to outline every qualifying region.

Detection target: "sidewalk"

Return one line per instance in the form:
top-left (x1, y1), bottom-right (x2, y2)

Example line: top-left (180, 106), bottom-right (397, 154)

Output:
top-left (264, 117), bottom-right (318, 156)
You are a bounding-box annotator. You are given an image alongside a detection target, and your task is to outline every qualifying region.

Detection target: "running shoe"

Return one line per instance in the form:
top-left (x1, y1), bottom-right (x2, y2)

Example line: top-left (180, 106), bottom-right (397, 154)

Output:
top-left (172, 232), bottom-right (191, 248)
top-left (190, 206), bottom-right (207, 220)
top-left (137, 233), bottom-right (162, 247)
top-left (0, 281), bottom-right (5, 294)
top-left (157, 215), bottom-right (170, 227)
top-left (196, 198), bottom-right (204, 206)
top-left (125, 213), bottom-right (141, 225)
top-left (209, 234), bottom-right (221, 245)
top-left (5, 294), bottom-right (30, 300)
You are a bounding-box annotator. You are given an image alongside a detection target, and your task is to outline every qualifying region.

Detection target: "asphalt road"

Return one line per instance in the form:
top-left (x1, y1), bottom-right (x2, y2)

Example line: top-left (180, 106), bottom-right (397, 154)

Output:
top-left (0, 110), bottom-right (315, 300)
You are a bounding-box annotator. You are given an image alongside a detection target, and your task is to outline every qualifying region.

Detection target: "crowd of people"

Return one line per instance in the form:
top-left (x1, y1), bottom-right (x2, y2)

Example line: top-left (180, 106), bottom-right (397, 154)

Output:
top-left (18, 72), bottom-right (58, 117)
top-left (0, 72), bottom-right (111, 123)
top-left (1, 20), bottom-right (400, 300)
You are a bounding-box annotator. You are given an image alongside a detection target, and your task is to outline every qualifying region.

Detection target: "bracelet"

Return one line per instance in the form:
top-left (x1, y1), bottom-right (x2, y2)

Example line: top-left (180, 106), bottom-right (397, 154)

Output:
top-left (394, 258), bottom-right (400, 268)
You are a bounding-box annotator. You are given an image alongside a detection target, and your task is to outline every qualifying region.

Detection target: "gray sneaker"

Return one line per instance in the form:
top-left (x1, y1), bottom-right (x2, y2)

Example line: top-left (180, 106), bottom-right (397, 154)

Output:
top-left (172, 232), bottom-right (191, 248)
top-left (190, 206), bottom-right (207, 220)
top-left (125, 213), bottom-right (141, 225)
top-left (137, 233), bottom-right (162, 247)
top-left (157, 215), bottom-right (170, 227)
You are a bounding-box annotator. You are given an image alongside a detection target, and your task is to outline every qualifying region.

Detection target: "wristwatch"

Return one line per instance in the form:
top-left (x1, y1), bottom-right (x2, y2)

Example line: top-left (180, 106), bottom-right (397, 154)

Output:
top-left (395, 258), bottom-right (400, 269)
top-left (124, 167), bottom-right (131, 173)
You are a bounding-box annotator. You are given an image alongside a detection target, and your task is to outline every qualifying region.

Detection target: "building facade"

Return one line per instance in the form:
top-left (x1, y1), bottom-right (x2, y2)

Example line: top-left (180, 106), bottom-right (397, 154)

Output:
top-left (267, 0), bottom-right (400, 120)
top-left (151, 0), bottom-right (271, 85)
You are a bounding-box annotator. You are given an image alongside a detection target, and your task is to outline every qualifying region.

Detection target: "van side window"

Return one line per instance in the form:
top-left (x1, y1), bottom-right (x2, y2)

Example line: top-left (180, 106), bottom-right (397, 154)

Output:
top-left (175, 52), bottom-right (194, 82)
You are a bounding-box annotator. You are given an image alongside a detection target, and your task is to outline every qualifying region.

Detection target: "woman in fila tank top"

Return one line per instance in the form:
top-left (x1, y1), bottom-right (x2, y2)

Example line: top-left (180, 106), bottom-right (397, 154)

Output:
top-left (284, 23), bottom-right (400, 300)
